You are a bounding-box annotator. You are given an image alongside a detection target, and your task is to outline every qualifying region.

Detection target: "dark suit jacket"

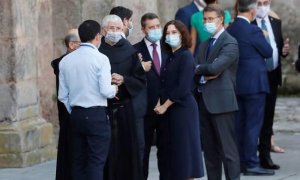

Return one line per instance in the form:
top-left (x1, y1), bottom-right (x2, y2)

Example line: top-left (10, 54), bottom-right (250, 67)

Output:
top-left (175, 2), bottom-right (198, 31)
top-left (253, 16), bottom-right (286, 86)
top-left (195, 30), bottom-right (239, 114)
top-left (296, 45), bottom-right (300, 72)
top-left (133, 39), bottom-right (168, 116)
top-left (227, 17), bottom-right (273, 95)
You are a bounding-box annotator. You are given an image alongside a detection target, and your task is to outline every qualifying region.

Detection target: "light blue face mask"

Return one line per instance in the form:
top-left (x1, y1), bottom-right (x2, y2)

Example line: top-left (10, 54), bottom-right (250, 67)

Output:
top-left (105, 31), bottom-right (122, 43)
top-left (204, 22), bottom-right (217, 34)
top-left (165, 34), bottom-right (181, 48)
top-left (147, 28), bottom-right (162, 43)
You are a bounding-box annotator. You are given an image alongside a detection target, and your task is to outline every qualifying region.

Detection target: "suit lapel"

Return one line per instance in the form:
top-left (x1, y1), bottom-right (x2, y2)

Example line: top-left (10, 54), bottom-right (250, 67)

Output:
top-left (141, 40), bottom-right (161, 76)
top-left (206, 31), bottom-right (226, 62)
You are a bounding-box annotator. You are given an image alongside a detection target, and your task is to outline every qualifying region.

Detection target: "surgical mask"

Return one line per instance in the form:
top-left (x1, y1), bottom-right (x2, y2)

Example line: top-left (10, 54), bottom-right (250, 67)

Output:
top-left (204, 22), bottom-right (217, 34)
top-left (105, 31), bottom-right (122, 43)
top-left (256, 5), bottom-right (270, 18)
top-left (147, 29), bottom-right (162, 43)
top-left (165, 34), bottom-right (181, 48)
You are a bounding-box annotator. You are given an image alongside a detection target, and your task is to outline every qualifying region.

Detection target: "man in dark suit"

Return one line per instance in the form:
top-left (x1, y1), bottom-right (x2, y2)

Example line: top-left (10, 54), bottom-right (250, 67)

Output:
top-left (175, 0), bottom-right (206, 31)
top-left (195, 4), bottom-right (240, 180)
top-left (227, 0), bottom-right (274, 176)
top-left (51, 29), bottom-right (80, 180)
top-left (253, 0), bottom-right (290, 170)
top-left (296, 45), bottom-right (300, 72)
top-left (133, 13), bottom-right (170, 180)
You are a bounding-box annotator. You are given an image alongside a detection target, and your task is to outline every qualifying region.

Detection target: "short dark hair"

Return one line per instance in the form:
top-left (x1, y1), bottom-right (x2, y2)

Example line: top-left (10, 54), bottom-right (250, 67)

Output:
top-left (78, 20), bottom-right (100, 43)
top-left (204, 0), bottom-right (218, 4)
top-left (140, 13), bottom-right (159, 28)
top-left (109, 6), bottom-right (133, 21)
top-left (238, 0), bottom-right (257, 13)
top-left (162, 20), bottom-right (191, 52)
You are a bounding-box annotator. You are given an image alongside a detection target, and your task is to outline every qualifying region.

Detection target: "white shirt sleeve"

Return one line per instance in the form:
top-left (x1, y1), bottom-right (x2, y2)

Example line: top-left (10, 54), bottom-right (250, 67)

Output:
top-left (58, 61), bottom-right (72, 113)
top-left (98, 56), bottom-right (117, 98)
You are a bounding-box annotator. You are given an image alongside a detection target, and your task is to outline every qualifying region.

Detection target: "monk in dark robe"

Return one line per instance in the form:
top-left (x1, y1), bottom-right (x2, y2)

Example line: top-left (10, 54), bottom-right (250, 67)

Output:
top-left (99, 15), bottom-right (146, 180)
top-left (51, 29), bottom-right (80, 180)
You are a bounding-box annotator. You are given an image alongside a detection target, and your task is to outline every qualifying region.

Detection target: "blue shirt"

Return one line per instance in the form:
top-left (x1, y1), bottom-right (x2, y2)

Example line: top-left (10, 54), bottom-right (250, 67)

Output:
top-left (58, 43), bottom-right (117, 113)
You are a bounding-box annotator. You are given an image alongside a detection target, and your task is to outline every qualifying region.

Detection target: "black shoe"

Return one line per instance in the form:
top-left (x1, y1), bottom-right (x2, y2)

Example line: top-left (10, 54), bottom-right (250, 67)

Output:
top-left (243, 166), bottom-right (275, 176)
top-left (261, 158), bottom-right (280, 170)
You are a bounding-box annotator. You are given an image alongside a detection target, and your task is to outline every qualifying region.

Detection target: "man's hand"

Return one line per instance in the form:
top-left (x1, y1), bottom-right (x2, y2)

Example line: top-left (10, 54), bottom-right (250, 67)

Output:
top-left (204, 74), bottom-right (219, 81)
top-left (112, 73), bottom-right (124, 86)
top-left (282, 38), bottom-right (290, 56)
top-left (142, 61), bottom-right (152, 72)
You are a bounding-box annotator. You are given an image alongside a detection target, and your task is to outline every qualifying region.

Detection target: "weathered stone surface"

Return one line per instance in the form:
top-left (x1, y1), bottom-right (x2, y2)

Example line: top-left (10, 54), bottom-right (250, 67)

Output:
top-left (0, 84), bottom-right (16, 122)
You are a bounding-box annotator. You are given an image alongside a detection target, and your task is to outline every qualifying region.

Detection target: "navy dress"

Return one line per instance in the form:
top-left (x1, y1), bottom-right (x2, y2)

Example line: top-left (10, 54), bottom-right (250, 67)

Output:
top-left (160, 47), bottom-right (204, 180)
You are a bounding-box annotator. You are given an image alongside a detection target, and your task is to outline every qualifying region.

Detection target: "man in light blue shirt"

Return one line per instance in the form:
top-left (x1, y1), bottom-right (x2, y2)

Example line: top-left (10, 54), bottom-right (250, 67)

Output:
top-left (58, 20), bottom-right (117, 180)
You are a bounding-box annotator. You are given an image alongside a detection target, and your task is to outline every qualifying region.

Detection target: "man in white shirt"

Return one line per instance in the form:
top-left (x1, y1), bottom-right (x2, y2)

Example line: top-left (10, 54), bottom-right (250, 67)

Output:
top-left (58, 20), bottom-right (118, 180)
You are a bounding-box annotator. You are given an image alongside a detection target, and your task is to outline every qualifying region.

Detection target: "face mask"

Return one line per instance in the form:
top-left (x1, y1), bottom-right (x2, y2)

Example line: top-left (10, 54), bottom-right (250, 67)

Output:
top-left (256, 5), bottom-right (270, 18)
top-left (165, 34), bottom-right (181, 48)
top-left (204, 22), bottom-right (217, 34)
top-left (147, 28), bottom-right (162, 43)
top-left (105, 31), bottom-right (122, 43)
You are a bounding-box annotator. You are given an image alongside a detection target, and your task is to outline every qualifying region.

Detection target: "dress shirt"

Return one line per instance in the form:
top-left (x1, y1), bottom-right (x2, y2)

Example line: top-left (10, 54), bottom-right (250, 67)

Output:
top-left (256, 17), bottom-right (279, 69)
top-left (58, 42), bottom-right (117, 113)
top-left (144, 38), bottom-right (162, 66)
top-left (193, 0), bottom-right (204, 11)
top-left (199, 27), bottom-right (225, 84)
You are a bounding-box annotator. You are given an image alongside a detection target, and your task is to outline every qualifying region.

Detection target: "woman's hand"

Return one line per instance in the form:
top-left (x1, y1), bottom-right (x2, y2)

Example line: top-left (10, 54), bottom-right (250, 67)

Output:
top-left (154, 104), bottom-right (168, 115)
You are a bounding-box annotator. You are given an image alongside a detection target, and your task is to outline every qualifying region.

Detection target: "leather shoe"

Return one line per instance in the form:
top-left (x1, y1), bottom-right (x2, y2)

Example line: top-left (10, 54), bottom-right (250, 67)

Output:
top-left (261, 158), bottom-right (280, 170)
top-left (243, 166), bottom-right (275, 176)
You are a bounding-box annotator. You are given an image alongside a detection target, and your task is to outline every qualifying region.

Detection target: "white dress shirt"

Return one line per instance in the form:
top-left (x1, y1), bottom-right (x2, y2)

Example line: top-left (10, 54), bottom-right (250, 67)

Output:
top-left (58, 42), bottom-right (117, 113)
top-left (144, 38), bottom-right (162, 66)
top-left (256, 16), bottom-right (279, 69)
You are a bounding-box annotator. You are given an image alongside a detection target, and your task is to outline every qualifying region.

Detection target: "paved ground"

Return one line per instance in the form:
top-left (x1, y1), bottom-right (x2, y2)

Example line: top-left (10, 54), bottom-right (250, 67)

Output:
top-left (1, 97), bottom-right (299, 180)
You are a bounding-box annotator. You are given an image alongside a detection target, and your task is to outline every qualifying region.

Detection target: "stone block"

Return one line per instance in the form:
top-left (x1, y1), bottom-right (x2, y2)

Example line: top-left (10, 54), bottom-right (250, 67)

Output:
top-left (0, 84), bottom-right (17, 122)
top-left (0, 0), bottom-right (13, 38)
top-left (0, 38), bottom-right (15, 84)
top-left (15, 79), bottom-right (38, 108)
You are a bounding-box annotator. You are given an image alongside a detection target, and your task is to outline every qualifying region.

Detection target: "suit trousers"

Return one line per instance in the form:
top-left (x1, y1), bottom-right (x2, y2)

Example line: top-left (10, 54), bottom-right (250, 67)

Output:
top-left (198, 94), bottom-right (240, 180)
top-left (259, 69), bottom-right (278, 160)
top-left (236, 93), bottom-right (266, 169)
top-left (143, 113), bottom-right (170, 180)
top-left (70, 107), bottom-right (111, 180)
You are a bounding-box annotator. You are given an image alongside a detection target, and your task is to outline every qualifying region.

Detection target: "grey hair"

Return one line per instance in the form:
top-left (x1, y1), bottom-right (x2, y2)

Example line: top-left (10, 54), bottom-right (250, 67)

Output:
top-left (101, 14), bottom-right (123, 28)
top-left (64, 33), bottom-right (79, 48)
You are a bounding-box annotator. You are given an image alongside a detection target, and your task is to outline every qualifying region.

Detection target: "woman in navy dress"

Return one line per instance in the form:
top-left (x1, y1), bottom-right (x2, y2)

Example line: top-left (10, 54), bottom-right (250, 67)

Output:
top-left (154, 20), bottom-right (204, 180)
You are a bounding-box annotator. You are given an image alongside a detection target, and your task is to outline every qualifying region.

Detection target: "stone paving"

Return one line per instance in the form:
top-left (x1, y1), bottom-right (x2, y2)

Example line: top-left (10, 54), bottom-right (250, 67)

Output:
top-left (0, 97), bottom-right (299, 180)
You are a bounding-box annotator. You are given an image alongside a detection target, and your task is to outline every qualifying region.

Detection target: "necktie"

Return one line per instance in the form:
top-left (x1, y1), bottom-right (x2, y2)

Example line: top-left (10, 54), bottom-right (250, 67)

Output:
top-left (151, 43), bottom-right (160, 75)
top-left (206, 38), bottom-right (216, 60)
top-left (261, 19), bottom-right (274, 71)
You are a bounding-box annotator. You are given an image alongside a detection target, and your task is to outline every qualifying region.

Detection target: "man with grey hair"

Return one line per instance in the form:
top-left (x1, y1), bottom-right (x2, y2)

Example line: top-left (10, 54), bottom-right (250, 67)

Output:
top-left (51, 28), bottom-right (80, 180)
top-left (99, 15), bottom-right (146, 180)
top-left (227, 0), bottom-right (275, 176)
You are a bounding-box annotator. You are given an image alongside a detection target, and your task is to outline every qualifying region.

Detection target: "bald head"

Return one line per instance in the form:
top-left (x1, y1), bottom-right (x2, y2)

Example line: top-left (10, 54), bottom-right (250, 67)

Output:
top-left (65, 28), bottom-right (80, 53)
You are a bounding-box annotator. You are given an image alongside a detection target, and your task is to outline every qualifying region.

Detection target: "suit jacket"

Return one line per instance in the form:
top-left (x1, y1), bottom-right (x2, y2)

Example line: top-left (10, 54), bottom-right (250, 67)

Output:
top-left (195, 30), bottom-right (239, 114)
top-left (296, 45), bottom-right (300, 72)
top-left (175, 2), bottom-right (198, 31)
top-left (253, 16), bottom-right (285, 86)
top-left (227, 17), bottom-right (273, 95)
top-left (133, 39), bottom-right (168, 116)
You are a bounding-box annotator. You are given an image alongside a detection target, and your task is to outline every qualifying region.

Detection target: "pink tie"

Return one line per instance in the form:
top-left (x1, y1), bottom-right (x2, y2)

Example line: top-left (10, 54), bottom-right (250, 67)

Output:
top-left (151, 43), bottom-right (161, 75)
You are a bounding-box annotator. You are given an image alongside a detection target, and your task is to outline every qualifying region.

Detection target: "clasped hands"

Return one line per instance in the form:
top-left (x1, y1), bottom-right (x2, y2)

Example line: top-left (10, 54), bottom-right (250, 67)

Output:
top-left (154, 99), bottom-right (168, 115)
top-left (112, 73), bottom-right (124, 86)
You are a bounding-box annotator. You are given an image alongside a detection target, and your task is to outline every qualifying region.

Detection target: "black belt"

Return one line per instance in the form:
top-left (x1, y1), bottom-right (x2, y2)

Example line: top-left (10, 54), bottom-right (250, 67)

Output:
top-left (72, 106), bottom-right (104, 110)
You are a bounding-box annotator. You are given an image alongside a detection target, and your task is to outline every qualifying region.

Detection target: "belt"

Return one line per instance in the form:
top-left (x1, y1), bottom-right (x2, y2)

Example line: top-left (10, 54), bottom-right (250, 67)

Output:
top-left (72, 106), bottom-right (104, 110)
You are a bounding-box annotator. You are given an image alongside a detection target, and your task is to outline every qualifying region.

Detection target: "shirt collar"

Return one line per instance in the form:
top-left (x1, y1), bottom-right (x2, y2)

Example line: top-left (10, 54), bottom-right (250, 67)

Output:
top-left (80, 42), bottom-right (97, 49)
top-left (144, 37), bottom-right (161, 47)
top-left (193, 0), bottom-right (204, 11)
top-left (212, 27), bottom-right (225, 40)
top-left (256, 16), bottom-right (270, 25)
top-left (237, 15), bottom-right (251, 24)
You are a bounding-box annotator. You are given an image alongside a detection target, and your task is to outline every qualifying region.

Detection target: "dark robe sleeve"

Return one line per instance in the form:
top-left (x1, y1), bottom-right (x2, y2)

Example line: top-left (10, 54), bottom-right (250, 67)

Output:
top-left (123, 53), bottom-right (146, 97)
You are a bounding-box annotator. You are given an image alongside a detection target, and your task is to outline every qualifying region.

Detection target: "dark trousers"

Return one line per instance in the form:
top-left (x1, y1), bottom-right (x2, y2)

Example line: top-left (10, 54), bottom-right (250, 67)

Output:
top-left (198, 95), bottom-right (240, 180)
top-left (143, 113), bottom-right (170, 180)
top-left (236, 93), bottom-right (266, 169)
top-left (259, 70), bottom-right (278, 161)
top-left (56, 101), bottom-right (72, 180)
top-left (71, 107), bottom-right (111, 180)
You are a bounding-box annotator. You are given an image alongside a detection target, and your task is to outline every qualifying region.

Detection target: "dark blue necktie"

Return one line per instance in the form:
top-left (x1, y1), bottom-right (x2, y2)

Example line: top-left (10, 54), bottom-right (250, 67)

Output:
top-left (206, 38), bottom-right (216, 60)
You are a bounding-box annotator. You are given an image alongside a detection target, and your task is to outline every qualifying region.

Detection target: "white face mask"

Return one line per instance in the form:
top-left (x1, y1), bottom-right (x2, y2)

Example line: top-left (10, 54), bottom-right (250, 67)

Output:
top-left (105, 31), bottom-right (123, 43)
top-left (256, 5), bottom-right (270, 18)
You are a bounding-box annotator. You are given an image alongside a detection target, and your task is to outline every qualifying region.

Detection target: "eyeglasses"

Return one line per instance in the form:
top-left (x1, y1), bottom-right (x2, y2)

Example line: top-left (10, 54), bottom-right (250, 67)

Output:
top-left (203, 16), bottom-right (220, 23)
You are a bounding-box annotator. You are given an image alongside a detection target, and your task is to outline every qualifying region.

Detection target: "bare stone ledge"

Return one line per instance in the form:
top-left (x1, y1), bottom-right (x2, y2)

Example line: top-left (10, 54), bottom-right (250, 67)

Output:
top-left (0, 118), bottom-right (56, 167)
